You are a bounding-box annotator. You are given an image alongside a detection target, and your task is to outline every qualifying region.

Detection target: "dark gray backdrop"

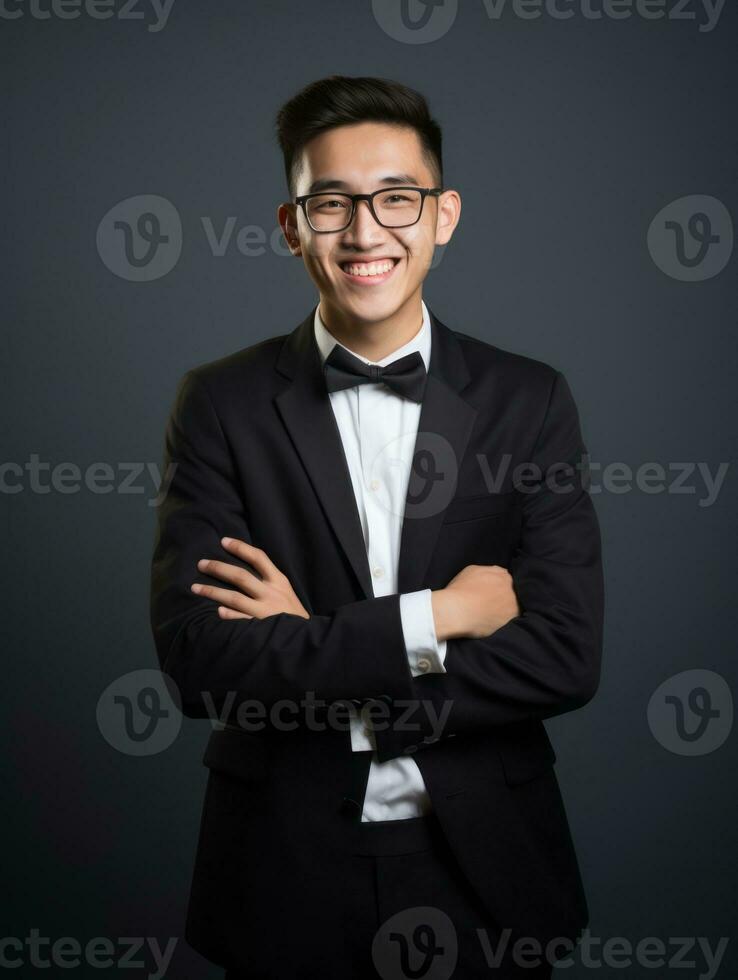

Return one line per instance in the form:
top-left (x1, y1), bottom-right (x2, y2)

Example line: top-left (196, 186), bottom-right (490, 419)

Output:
top-left (4, 1), bottom-right (736, 977)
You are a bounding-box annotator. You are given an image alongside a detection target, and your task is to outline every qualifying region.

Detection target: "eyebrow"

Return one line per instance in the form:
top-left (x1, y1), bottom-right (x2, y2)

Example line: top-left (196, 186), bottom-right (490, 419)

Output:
top-left (305, 173), bottom-right (421, 194)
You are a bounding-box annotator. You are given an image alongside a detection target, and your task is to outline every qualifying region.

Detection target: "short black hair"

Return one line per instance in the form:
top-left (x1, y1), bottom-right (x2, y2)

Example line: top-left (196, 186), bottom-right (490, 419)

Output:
top-left (275, 75), bottom-right (443, 199)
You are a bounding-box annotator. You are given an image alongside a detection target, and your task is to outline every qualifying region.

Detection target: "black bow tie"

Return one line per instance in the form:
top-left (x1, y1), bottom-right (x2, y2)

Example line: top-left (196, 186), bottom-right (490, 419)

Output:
top-left (323, 344), bottom-right (428, 403)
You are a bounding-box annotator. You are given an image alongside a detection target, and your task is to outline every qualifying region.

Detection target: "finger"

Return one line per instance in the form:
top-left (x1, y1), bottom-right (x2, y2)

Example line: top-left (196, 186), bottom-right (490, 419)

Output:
top-left (197, 558), bottom-right (264, 596)
top-left (191, 583), bottom-right (255, 614)
top-left (218, 605), bottom-right (252, 620)
top-left (221, 537), bottom-right (282, 581)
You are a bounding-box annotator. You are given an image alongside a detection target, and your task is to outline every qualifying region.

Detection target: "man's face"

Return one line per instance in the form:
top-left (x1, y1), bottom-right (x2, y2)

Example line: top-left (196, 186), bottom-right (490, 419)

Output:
top-left (280, 122), bottom-right (459, 324)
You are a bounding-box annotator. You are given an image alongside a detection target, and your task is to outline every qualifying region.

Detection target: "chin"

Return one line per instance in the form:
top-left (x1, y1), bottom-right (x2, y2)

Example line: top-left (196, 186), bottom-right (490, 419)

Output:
top-left (342, 293), bottom-right (406, 321)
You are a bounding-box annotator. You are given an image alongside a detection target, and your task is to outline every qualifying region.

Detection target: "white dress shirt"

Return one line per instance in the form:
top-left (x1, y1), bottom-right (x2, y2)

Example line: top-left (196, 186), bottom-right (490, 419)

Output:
top-left (313, 299), bottom-right (447, 822)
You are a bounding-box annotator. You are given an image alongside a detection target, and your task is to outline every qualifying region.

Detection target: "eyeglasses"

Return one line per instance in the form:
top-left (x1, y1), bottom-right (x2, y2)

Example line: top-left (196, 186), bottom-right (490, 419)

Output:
top-left (294, 186), bottom-right (443, 233)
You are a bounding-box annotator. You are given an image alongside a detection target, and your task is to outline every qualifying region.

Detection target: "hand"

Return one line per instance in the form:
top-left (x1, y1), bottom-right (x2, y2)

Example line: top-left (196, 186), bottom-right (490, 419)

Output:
top-left (431, 564), bottom-right (520, 641)
top-left (191, 536), bottom-right (310, 621)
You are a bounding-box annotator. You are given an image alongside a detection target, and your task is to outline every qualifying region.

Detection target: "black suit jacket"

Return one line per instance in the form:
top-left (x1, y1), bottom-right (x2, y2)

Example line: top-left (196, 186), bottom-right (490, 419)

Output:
top-left (149, 304), bottom-right (604, 977)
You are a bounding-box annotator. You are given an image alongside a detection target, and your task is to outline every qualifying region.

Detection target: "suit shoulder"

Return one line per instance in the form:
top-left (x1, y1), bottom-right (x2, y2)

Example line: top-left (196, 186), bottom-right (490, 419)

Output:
top-left (186, 334), bottom-right (286, 388)
top-left (451, 329), bottom-right (560, 390)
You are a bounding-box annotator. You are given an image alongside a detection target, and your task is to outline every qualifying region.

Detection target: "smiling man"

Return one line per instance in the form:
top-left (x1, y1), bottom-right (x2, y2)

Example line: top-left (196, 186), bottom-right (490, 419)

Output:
top-left (150, 75), bottom-right (604, 980)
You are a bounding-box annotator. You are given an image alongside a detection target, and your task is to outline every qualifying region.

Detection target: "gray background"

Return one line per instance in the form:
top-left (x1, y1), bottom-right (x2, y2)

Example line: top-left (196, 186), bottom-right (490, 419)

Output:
top-left (4, 0), bottom-right (736, 977)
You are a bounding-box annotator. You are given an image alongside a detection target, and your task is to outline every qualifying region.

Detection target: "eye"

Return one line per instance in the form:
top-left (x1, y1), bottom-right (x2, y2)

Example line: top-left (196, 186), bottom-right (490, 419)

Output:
top-left (315, 198), bottom-right (348, 211)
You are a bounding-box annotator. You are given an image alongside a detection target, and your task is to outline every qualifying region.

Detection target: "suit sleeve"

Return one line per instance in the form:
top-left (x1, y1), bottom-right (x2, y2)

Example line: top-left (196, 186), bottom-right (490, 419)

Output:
top-left (149, 369), bottom-right (415, 720)
top-left (372, 370), bottom-right (605, 762)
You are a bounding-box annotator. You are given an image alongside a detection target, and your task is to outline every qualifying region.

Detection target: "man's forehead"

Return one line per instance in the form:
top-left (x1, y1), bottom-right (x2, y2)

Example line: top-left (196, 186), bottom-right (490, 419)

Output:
top-left (297, 126), bottom-right (430, 191)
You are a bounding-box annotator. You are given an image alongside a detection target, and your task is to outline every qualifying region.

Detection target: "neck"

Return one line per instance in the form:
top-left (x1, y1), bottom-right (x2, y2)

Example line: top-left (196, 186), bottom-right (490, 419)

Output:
top-left (318, 291), bottom-right (424, 362)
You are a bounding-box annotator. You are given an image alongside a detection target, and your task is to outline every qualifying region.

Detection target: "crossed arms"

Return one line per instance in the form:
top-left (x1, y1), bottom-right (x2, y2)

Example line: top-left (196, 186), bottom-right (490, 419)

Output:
top-left (149, 369), bottom-right (604, 760)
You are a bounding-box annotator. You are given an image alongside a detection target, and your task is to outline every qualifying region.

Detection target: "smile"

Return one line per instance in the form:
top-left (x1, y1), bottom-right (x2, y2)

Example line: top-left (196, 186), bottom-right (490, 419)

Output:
top-left (339, 257), bottom-right (401, 284)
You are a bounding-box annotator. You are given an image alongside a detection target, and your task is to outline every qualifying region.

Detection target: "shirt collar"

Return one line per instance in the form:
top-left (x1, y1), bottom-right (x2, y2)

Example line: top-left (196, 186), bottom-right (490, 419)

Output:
top-left (313, 300), bottom-right (431, 372)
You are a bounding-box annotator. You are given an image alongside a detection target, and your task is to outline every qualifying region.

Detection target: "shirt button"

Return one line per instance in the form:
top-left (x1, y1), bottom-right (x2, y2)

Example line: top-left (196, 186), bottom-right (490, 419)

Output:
top-left (372, 566), bottom-right (385, 579)
top-left (369, 479), bottom-right (380, 491)
top-left (416, 657), bottom-right (432, 673)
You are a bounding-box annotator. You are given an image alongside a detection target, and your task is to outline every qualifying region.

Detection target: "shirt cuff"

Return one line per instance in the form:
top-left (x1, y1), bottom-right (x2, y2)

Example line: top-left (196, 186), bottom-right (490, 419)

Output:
top-left (399, 589), bottom-right (448, 677)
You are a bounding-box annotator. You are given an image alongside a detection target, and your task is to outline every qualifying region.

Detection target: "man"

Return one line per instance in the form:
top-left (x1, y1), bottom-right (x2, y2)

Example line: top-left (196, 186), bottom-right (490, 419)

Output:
top-left (150, 74), bottom-right (604, 979)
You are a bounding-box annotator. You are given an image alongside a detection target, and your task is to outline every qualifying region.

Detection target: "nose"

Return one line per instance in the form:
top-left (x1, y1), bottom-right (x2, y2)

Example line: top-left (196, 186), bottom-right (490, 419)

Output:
top-left (343, 198), bottom-right (385, 244)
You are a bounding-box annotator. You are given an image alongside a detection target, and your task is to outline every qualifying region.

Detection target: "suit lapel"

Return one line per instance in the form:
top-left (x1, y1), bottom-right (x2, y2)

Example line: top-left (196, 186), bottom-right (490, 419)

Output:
top-left (274, 304), bottom-right (478, 600)
top-left (275, 306), bottom-right (375, 599)
top-left (396, 309), bottom-right (478, 594)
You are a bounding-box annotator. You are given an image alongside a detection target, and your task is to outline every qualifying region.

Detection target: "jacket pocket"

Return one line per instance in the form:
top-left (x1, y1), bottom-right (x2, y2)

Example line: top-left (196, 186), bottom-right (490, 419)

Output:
top-left (497, 726), bottom-right (557, 786)
top-left (202, 726), bottom-right (268, 783)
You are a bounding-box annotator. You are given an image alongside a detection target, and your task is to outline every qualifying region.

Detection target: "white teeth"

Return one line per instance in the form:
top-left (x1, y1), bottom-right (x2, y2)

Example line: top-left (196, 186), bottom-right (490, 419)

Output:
top-left (342, 259), bottom-right (396, 277)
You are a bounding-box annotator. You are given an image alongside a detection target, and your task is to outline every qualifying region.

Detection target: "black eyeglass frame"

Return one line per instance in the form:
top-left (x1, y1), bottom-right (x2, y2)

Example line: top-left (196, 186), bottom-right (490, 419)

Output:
top-left (293, 186), bottom-right (444, 233)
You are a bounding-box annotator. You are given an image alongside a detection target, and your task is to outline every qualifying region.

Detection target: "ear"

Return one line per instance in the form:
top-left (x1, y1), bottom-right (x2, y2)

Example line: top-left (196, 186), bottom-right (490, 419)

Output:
top-left (435, 190), bottom-right (461, 247)
top-left (277, 202), bottom-right (302, 257)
